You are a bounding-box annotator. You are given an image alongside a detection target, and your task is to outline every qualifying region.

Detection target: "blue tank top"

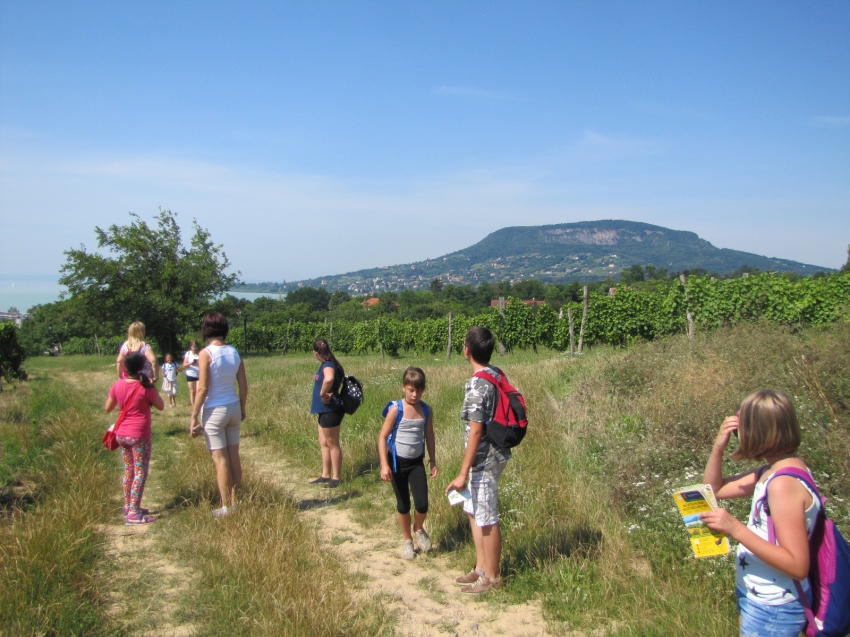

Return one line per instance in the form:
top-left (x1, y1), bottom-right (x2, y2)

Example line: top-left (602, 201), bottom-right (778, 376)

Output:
top-left (311, 361), bottom-right (342, 414)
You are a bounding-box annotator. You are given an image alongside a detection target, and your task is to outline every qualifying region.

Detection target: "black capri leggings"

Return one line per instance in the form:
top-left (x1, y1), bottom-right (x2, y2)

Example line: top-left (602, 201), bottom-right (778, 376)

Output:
top-left (389, 454), bottom-right (429, 515)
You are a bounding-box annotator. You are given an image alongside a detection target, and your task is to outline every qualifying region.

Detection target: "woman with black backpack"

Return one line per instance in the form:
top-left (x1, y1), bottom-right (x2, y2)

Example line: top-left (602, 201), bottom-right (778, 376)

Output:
top-left (310, 338), bottom-right (345, 489)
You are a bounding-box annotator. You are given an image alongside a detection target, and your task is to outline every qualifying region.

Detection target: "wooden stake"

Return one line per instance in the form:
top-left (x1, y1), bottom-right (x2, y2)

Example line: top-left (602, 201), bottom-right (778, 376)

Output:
top-left (568, 307), bottom-right (575, 356)
top-left (578, 286), bottom-right (588, 354)
top-left (446, 311), bottom-right (453, 358)
top-left (680, 274), bottom-right (695, 340)
top-left (283, 318), bottom-right (292, 355)
top-left (498, 296), bottom-right (507, 355)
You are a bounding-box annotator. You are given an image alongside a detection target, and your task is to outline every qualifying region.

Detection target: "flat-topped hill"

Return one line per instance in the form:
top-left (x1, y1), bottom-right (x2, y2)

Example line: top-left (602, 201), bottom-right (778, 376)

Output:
top-left (235, 220), bottom-right (830, 295)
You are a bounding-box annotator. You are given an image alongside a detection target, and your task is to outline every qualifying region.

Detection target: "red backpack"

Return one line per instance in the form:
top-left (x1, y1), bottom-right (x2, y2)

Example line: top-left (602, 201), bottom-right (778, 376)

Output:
top-left (473, 369), bottom-right (528, 449)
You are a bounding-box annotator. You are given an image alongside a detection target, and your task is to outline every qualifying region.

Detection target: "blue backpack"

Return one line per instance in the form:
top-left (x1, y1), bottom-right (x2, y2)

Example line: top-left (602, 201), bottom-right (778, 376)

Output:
top-left (382, 399), bottom-right (430, 472)
top-left (761, 468), bottom-right (850, 637)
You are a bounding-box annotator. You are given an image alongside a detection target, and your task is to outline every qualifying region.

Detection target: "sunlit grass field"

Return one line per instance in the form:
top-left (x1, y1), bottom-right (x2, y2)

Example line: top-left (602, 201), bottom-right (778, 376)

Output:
top-left (2, 320), bottom-right (848, 636)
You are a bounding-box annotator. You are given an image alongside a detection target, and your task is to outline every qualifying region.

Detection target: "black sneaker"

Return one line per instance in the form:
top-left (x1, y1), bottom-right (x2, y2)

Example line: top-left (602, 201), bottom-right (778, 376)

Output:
top-left (323, 479), bottom-right (340, 489)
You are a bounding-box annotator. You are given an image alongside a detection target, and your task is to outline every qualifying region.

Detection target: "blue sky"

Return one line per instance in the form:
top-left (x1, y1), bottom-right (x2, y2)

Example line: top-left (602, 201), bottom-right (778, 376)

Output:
top-left (1, 1), bottom-right (848, 297)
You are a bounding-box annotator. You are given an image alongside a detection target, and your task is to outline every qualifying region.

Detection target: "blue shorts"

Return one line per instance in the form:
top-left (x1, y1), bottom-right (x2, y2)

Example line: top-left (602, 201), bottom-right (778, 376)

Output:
top-left (736, 588), bottom-right (807, 637)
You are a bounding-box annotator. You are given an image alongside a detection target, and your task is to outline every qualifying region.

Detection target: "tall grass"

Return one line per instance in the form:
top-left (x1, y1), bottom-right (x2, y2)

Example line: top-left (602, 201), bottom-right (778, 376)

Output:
top-left (152, 430), bottom-right (393, 637)
top-left (0, 361), bottom-right (120, 637)
top-left (240, 321), bottom-right (849, 635)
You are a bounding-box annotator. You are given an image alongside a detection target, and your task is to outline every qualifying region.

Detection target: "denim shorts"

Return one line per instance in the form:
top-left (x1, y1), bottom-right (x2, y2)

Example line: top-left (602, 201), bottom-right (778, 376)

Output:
top-left (736, 588), bottom-right (807, 637)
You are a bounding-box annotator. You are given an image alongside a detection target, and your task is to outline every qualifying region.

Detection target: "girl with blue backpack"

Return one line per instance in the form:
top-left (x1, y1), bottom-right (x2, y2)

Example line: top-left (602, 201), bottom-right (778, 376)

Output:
top-left (699, 390), bottom-right (849, 637)
top-left (378, 367), bottom-right (438, 560)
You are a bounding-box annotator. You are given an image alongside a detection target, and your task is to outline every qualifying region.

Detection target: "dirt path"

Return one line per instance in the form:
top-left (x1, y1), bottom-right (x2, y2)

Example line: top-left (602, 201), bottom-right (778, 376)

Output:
top-left (99, 412), bottom-right (199, 637)
top-left (242, 440), bottom-right (551, 637)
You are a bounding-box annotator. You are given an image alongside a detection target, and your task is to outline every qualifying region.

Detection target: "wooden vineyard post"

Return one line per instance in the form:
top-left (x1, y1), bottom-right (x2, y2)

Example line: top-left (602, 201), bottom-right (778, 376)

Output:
top-left (498, 297), bottom-right (506, 355)
top-left (446, 312), bottom-right (453, 358)
top-left (283, 318), bottom-right (292, 355)
top-left (680, 274), bottom-right (695, 341)
top-left (577, 286), bottom-right (588, 354)
top-left (329, 322), bottom-right (333, 347)
top-left (568, 307), bottom-right (575, 356)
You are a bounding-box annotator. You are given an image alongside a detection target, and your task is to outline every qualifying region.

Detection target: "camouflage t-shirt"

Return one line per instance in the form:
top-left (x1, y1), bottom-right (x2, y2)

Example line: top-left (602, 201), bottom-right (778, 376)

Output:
top-left (461, 366), bottom-right (512, 468)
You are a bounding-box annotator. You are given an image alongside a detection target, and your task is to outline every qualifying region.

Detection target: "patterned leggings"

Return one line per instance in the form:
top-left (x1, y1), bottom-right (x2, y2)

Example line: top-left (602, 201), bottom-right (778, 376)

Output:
top-left (117, 436), bottom-right (151, 514)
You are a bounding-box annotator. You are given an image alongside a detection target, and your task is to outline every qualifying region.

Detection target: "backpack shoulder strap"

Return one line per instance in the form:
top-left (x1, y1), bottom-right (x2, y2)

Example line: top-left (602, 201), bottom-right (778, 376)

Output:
top-left (473, 369), bottom-right (499, 387)
top-left (381, 400), bottom-right (404, 472)
top-left (421, 401), bottom-right (430, 422)
top-left (760, 467), bottom-right (822, 619)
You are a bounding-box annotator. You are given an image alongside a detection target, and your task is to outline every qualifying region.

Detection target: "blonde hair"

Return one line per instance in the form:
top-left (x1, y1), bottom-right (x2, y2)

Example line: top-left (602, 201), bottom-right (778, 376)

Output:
top-left (126, 322), bottom-right (146, 350)
top-left (732, 390), bottom-right (801, 461)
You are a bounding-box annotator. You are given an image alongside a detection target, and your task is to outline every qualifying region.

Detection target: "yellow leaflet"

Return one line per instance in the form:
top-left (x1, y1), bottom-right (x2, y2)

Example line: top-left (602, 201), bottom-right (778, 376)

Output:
top-left (672, 484), bottom-right (730, 559)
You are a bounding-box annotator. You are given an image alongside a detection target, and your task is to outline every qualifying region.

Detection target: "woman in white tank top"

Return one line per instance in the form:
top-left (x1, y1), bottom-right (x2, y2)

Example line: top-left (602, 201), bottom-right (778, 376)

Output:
top-left (190, 312), bottom-right (248, 518)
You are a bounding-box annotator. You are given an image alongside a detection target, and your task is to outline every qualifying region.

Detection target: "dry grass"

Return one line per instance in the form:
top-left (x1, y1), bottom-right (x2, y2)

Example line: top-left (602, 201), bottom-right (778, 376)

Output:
top-left (152, 421), bottom-right (393, 637)
top-left (239, 321), bottom-right (849, 636)
top-left (4, 318), bottom-right (848, 636)
top-left (0, 360), bottom-right (120, 637)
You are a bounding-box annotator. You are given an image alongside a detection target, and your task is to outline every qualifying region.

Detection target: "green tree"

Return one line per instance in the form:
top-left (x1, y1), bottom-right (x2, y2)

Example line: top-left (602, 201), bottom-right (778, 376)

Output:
top-left (329, 289), bottom-right (351, 310)
top-left (429, 277), bottom-right (444, 296)
top-left (512, 279), bottom-right (546, 300)
top-left (59, 209), bottom-right (239, 355)
top-left (842, 244), bottom-right (850, 273)
top-left (17, 297), bottom-right (94, 356)
top-left (0, 323), bottom-right (28, 386)
top-left (620, 264), bottom-right (645, 285)
top-left (286, 287), bottom-right (331, 313)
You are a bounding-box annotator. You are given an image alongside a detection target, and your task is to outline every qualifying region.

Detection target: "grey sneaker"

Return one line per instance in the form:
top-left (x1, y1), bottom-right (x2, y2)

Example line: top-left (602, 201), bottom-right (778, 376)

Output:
top-left (415, 528), bottom-right (432, 553)
top-left (461, 576), bottom-right (503, 594)
top-left (212, 506), bottom-right (230, 518)
top-left (401, 539), bottom-right (415, 560)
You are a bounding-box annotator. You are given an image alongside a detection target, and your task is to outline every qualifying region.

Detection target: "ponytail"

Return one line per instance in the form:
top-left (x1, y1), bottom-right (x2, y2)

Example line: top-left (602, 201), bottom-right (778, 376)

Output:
top-left (313, 339), bottom-right (344, 377)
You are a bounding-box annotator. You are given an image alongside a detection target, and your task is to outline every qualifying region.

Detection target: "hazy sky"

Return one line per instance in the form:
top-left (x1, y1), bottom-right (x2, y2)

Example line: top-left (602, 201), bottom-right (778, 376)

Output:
top-left (1, 1), bottom-right (848, 287)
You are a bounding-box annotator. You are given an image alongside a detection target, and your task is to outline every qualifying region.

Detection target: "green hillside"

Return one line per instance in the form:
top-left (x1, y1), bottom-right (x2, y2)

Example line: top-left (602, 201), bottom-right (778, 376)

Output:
top-left (235, 220), bottom-right (831, 295)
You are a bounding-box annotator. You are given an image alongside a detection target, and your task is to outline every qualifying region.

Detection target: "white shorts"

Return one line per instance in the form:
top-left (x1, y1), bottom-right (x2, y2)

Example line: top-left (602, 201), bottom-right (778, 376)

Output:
top-left (202, 401), bottom-right (241, 451)
top-left (161, 378), bottom-right (177, 396)
top-left (463, 453), bottom-right (509, 527)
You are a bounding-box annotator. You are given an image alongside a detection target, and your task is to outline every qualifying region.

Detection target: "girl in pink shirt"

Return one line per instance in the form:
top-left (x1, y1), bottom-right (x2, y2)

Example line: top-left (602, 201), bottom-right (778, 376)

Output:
top-left (105, 352), bottom-right (164, 525)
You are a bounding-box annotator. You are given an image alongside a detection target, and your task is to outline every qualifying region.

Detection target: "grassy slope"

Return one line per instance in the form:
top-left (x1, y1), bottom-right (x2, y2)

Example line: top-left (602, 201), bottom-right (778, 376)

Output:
top-left (1, 357), bottom-right (391, 637)
top-left (3, 319), bottom-right (847, 636)
top-left (242, 320), bottom-right (849, 636)
top-left (0, 357), bottom-right (121, 637)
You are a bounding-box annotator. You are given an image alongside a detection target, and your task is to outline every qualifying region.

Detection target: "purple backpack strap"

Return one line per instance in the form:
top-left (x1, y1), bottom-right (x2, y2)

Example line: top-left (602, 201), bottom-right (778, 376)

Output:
top-left (760, 467), bottom-right (825, 625)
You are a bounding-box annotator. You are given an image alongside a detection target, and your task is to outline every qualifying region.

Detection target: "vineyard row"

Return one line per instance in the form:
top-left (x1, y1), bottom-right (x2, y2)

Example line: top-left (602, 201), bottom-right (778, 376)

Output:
top-left (59, 272), bottom-right (850, 356)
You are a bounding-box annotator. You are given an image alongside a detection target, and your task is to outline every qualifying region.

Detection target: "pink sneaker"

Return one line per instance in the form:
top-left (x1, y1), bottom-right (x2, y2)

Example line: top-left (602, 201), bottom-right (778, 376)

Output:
top-left (125, 512), bottom-right (156, 525)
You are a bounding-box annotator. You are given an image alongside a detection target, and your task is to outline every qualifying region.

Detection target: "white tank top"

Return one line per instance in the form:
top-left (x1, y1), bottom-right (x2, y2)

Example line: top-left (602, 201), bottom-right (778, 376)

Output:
top-left (736, 470), bottom-right (820, 605)
top-left (204, 344), bottom-right (241, 408)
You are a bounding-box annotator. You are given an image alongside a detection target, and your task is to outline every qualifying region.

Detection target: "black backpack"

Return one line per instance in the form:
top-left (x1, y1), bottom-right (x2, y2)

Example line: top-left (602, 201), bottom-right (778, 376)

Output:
top-left (338, 375), bottom-right (364, 415)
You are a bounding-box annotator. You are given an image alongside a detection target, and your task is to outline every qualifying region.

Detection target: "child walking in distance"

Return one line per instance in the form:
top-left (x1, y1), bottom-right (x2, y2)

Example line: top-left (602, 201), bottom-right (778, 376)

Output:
top-left (105, 352), bottom-right (164, 525)
top-left (378, 367), bottom-right (438, 560)
top-left (446, 326), bottom-right (510, 594)
top-left (700, 390), bottom-right (821, 637)
top-left (161, 353), bottom-right (180, 407)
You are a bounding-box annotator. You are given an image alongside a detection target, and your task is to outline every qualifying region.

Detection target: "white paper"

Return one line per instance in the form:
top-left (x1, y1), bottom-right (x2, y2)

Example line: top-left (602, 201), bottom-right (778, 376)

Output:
top-left (447, 488), bottom-right (472, 506)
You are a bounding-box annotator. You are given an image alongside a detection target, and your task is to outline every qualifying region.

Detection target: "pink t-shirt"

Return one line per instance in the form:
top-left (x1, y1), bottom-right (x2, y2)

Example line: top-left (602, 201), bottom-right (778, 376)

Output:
top-left (109, 380), bottom-right (159, 439)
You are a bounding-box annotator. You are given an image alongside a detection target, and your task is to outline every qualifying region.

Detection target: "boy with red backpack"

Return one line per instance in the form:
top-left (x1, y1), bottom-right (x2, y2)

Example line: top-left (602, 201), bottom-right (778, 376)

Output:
top-left (446, 326), bottom-right (528, 594)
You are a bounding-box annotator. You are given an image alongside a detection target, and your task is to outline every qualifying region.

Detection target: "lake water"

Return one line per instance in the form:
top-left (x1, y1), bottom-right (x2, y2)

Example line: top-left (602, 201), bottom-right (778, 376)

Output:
top-left (0, 276), bottom-right (282, 313)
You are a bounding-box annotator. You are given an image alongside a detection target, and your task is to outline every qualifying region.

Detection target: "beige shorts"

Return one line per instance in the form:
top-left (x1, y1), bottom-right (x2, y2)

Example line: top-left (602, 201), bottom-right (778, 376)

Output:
top-left (463, 452), bottom-right (509, 527)
top-left (202, 401), bottom-right (241, 451)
